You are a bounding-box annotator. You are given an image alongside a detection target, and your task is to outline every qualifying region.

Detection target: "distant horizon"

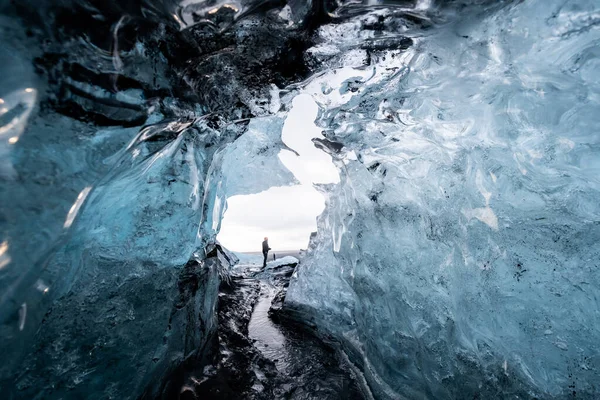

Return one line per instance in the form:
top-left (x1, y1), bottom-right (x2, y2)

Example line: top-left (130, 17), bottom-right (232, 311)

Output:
top-left (232, 249), bottom-right (304, 254)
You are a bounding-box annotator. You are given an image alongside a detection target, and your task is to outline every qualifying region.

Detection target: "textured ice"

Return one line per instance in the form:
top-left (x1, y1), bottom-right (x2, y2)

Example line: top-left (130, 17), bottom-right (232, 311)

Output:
top-left (0, 13), bottom-right (37, 180)
top-left (285, 0), bottom-right (600, 398)
top-left (267, 256), bottom-right (299, 269)
top-left (1, 0), bottom-right (599, 398)
top-left (0, 112), bottom-right (241, 398)
top-left (0, 1), bottom-right (303, 395)
top-left (218, 116), bottom-right (299, 197)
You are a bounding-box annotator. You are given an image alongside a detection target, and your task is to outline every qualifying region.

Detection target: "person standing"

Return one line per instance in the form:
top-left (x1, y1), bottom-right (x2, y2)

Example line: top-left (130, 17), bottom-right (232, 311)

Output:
top-left (262, 237), bottom-right (271, 268)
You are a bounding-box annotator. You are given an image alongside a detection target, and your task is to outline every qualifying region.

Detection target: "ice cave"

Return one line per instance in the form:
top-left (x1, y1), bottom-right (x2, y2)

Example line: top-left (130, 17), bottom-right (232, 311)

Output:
top-left (0, 0), bottom-right (599, 399)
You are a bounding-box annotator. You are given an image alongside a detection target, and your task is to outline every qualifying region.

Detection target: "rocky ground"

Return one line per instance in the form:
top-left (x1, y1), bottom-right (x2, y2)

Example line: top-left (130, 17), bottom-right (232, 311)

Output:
top-left (162, 256), bottom-right (366, 400)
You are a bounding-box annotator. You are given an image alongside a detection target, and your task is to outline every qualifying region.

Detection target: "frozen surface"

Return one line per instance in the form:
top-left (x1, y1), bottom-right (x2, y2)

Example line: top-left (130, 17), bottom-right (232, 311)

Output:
top-left (231, 254), bottom-right (298, 269)
top-left (0, 111), bottom-right (240, 398)
top-left (218, 116), bottom-right (298, 197)
top-left (1, 0), bottom-right (599, 398)
top-left (285, 0), bottom-right (600, 398)
top-left (0, 1), bottom-right (303, 395)
top-left (267, 256), bottom-right (299, 269)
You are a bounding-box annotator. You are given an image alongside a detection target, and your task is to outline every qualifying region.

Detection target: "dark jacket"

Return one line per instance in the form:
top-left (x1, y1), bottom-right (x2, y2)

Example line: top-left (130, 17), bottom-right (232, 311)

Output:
top-left (262, 240), bottom-right (270, 253)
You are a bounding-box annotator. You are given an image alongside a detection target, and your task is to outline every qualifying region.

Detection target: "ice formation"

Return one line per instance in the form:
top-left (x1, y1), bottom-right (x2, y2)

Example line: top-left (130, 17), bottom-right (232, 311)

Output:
top-left (0, 0), bottom-right (599, 399)
top-left (285, 0), bottom-right (600, 398)
top-left (267, 256), bottom-right (300, 269)
top-left (1, 0), bottom-right (306, 396)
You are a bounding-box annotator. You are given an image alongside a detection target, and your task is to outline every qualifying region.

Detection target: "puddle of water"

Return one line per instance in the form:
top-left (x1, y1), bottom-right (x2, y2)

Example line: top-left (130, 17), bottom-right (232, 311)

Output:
top-left (248, 283), bottom-right (290, 372)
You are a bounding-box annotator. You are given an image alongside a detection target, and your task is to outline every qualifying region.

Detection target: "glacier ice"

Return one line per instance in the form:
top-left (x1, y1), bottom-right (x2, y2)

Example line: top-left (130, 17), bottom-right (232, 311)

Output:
top-left (218, 116), bottom-right (299, 198)
top-left (0, 114), bottom-right (241, 398)
top-left (285, 0), bottom-right (600, 398)
top-left (0, 0), bottom-right (599, 398)
top-left (266, 256), bottom-right (300, 270)
top-left (0, 0), bottom-right (311, 397)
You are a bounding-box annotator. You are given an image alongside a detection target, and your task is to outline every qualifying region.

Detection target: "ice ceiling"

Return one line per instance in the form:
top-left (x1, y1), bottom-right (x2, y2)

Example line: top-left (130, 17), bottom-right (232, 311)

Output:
top-left (0, 0), bottom-right (599, 399)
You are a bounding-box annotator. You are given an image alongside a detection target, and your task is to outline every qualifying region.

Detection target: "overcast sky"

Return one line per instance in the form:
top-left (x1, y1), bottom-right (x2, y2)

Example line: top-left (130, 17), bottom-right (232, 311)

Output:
top-left (218, 95), bottom-right (339, 252)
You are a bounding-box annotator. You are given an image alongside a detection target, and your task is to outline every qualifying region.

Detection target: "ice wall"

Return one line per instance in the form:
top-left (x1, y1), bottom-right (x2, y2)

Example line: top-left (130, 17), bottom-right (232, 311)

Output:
top-left (285, 0), bottom-right (600, 398)
top-left (0, 0), bottom-right (308, 396)
top-left (0, 109), bottom-right (242, 398)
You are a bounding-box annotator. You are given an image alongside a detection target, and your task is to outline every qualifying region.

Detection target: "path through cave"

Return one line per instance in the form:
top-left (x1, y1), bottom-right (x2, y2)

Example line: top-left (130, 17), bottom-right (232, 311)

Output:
top-left (163, 252), bottom-right (367, 400)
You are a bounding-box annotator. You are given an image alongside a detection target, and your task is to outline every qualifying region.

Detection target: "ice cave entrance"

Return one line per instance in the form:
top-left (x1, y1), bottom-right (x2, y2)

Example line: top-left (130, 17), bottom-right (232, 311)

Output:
top-left (218, 94), bottom-right (339, 254)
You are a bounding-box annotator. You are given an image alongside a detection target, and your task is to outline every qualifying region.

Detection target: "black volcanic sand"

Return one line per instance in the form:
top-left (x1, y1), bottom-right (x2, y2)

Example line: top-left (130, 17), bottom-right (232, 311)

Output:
top-left (161, 258), bottom-right (366, 400)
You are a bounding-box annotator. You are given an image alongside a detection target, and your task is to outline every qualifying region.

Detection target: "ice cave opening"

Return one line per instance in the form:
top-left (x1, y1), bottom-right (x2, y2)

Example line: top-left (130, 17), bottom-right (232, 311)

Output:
top-left (218, 94), bottom-right (339, 254)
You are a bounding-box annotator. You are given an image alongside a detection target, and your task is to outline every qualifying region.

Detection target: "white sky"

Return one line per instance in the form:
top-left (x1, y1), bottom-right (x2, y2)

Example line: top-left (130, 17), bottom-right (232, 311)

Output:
top-left (218, 95), bottom-right (339, 252)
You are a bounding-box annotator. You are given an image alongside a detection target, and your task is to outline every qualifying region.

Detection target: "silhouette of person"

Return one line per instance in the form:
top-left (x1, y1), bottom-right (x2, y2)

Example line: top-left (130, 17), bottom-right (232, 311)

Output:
top-left (262, 237), bottom-right (271, 268)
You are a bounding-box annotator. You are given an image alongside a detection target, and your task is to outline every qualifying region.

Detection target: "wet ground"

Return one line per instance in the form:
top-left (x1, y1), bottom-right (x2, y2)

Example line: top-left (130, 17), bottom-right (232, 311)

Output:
top-left (169, 254), bottom-right (366, 400)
